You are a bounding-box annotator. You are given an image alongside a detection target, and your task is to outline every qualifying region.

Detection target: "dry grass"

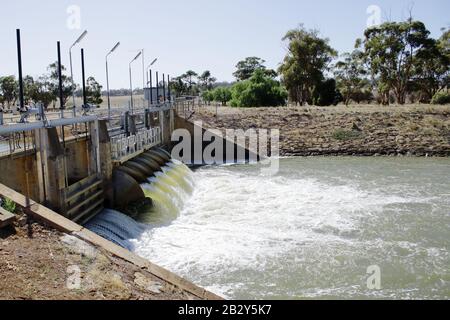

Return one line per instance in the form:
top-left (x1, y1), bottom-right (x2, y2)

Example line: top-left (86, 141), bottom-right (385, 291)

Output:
top-left (64, 95), bottom-right (146, 110)
top-left (201, 103), bottom-right (450, 116)
top-left (0, 216), bottom-right (200, 300)
top-left (191, 103), bottom-right (450, 157)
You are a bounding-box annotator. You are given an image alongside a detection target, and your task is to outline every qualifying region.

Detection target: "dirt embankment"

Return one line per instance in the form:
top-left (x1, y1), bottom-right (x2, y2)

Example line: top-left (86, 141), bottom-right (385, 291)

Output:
top-left (190, 105), bottom-right (450, 157)
top-left (0, 215), bottom-right (198, 300)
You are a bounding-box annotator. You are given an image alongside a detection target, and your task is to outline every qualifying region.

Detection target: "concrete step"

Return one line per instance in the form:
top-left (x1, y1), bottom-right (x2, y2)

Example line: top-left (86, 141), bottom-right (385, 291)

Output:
top-left (0, 207), bottom-right (16, 228)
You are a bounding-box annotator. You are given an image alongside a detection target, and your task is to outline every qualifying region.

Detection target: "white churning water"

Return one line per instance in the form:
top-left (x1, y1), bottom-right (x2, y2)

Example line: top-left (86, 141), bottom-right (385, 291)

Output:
top-left (132, 157), bottom-right (450, 300)
top-left (139, 160), bottom-right (195, 225)
top-left (86, 160), bottom-right (195, 250)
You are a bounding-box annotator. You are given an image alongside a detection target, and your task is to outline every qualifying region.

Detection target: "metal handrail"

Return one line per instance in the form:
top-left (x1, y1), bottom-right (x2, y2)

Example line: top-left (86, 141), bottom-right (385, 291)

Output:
top-left (110, 127), bottom-right (161, 161)
top-left (0, 101), bottom-right (178, 135)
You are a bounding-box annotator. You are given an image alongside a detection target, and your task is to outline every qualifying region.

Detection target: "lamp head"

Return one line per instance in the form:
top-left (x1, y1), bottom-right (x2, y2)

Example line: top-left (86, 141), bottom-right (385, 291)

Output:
top-left (132, 51), bottom-right (142, 62)
top-left (110, 42), bottom-right (121, 54)
top-left (76, 30), bottom-right (88, 44)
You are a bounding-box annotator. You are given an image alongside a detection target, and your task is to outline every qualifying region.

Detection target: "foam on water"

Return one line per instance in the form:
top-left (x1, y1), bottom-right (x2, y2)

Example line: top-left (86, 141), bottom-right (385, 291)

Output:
top-left (139, 160), bottom-right (195, 225)
top-left (134, 158), bottom-right (450, 300)
top-left (86, 160), bottom-right (194, 248)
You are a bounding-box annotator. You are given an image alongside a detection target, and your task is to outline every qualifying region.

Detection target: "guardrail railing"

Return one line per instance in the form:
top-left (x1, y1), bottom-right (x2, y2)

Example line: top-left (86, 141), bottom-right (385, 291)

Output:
top-left (110, 127), bottom-right (161, 162)
top-left (0, 99), bottom-right (187, 157)
top-left (0, 100), bottom-right (177, 126)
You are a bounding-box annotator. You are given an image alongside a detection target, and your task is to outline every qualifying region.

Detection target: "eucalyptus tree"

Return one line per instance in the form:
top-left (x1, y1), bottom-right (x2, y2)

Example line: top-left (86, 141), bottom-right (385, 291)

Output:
top-left (278, 25), bottom-right (337, 105)
top-left (86, 77), bottom-right (103, 105)
top-left (33, 76), bottom-right (55, 110)
top-left (413, 44), bottom-right (449, 101)
top-left (233, 57), bottom-right (275, 81)
top-left (0, 76), bottom-right (18, 109)
top-left (334, 50), bottom-right (369, 106)
top-left (183, 70), bottom-right (198, 93)
top-left (362, 19), bottom-right (433, 105)
top-left (47, 62), bottom-right (76, 108)
top-left (170, 76), bottom-right (189, 96)
top-left (213, 87), bottom-right (232, 106)
top-left (198, 70), bottom-right (217, 90)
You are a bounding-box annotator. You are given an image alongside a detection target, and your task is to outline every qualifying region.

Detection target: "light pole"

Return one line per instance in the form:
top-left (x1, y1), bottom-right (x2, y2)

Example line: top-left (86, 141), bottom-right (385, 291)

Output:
top-left (141, 49), bottom-right (145, 91)
top-left (146, 58), bottom-right (158, 107)
top-left (129, 51), bottom-right (142, 114)
top-left (106, 42), bottom-right (121, 119)
top-left (69, 30), bottom-right (88, 117)
top-left (146, 58), bottom-right (158, 86)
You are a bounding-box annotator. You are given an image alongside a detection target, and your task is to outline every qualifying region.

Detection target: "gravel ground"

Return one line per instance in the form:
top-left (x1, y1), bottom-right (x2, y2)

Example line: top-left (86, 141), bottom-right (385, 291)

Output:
top-left (0, 212), bottom-right (199, 300)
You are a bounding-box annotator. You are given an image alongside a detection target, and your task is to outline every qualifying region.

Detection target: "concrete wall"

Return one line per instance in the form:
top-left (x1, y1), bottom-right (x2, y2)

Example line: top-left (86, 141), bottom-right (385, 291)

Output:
top-left (65, 139), bottom-right (90, 185)
top-left (0, 125), bottom-right (105, 217)
top-left (173, 115), bottom-right (261, 165)
top-left (0, 152), bottom-right (40, 201)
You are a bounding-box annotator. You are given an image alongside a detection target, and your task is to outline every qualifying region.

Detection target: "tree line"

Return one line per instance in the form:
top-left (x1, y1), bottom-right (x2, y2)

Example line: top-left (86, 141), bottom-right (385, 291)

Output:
top-left (171, 19), bottom-right (449, 108)
top-left (170, 57), bottom-right (287, 108)
top-left (3, 18), bottom-right (447, 110)
top-left (0, 62), bottom-right (103, 111)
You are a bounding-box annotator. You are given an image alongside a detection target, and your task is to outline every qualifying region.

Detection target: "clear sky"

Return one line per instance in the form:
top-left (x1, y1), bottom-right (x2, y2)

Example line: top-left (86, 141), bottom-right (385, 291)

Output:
top-left (0, 0), bottom-right (448, 89)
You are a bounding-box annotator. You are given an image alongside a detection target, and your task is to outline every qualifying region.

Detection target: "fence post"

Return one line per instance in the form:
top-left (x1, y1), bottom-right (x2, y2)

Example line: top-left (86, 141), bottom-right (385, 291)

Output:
top-left (159, 110), bottom-right (165, 144)
top-left (144, 109), bottom-right (150, 129)
top-left (123, 111), bottom-right (130, 136)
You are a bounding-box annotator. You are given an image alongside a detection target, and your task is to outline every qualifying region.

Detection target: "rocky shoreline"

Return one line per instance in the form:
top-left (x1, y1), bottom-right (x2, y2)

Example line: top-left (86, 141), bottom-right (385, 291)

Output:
top-left (190, 105), bottom-right (450, 157)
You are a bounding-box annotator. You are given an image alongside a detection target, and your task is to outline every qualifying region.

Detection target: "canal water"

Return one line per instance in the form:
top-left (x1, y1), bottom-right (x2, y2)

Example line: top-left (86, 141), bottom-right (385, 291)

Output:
top-left (133, 157), bottom-right (450, 300)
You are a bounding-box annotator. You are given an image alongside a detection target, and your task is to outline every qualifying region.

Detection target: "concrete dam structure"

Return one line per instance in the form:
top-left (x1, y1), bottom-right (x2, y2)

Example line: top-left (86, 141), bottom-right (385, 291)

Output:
top-left (0, 99), bottom-right (253, 299)
top-left (0, 99), bottom-right (257, 245)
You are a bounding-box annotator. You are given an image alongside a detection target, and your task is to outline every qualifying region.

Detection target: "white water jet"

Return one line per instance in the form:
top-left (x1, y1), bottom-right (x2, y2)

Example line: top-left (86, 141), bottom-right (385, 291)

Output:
top-left (86, 160), bottom-right (194, 247)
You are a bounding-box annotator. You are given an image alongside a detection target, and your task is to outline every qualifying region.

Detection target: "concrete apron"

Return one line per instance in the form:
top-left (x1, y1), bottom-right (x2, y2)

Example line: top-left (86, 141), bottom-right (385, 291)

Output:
top-left (0, 182), bottom-right (223, 300)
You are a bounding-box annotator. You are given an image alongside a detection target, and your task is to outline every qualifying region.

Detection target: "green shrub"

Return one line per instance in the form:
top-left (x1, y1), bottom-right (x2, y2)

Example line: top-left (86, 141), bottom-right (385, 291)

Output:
top-left (431, 91), bottom-right (450, 105)
top-left (332, 129), bottom-right (362, 141)
top-left (212, 87), bottom-right (232, 106)
top-left (201, 90), bottom-right (214, 104)
top-left (1, 197), bottom-right (16, 213)
top-left (230, 69), bottom-right (287, 108)
top-left (311, 78), bottom-right (343, 106)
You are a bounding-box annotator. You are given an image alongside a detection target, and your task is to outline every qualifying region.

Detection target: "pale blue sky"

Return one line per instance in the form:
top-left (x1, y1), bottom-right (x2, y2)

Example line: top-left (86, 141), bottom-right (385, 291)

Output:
top-left (0, 0), bottom-right (448, 89)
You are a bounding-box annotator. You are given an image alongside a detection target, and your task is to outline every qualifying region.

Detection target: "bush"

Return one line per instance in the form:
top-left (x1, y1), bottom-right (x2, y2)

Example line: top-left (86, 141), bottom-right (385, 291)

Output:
top-left (351, 89), bottom-right (374, 104)
top-left (332, 129), bottom-right (362, 141)
top-left (230, 69), bottom-right (287, 108)
top-left (431, 91), bottom-right (450, 105)
top-left (201, 90), bottom-right (214, 105)
top-left (311, 78), bottom-right (342, 106)
top-left (212, 87), bottom-right (232, 106)
top-left (0, 197), bottom-right (16, 213)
